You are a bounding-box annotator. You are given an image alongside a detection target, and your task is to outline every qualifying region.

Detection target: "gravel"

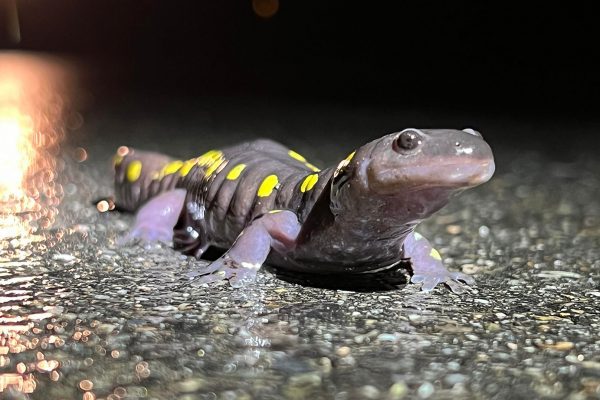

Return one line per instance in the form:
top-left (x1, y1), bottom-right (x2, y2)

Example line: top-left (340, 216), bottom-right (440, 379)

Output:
top-left (1, 102), bottom-right (599, 399)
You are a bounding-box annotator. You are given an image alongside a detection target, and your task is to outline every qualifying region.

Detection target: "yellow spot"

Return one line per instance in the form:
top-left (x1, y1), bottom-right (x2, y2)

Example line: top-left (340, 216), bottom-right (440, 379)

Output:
top-left (126, 160), bottom-right (142, 182)
top-left (288, 149), bottom-right (320, 171)
top-left (257, 174), bottom-right (279, 197)
top-left (197, 150), bottom-right (223, 166)
top-left (179, 159), bottom-right (197, 176)
top-left (332, 151), bottom-right (354, 177)
top-left (429, 248), bottom-right (442, 261)
top-left (162, 160), bottom-right (183, 175)
top-left (300, 173), bottom-right (319, 192)
top-left (205, 157), bottom-right (225, 177)
top-left (268, 209), bottom-right (283, 214)
top-left (113, 154), bottom-right (123, 167)
top-left (288, 150), bottom-right (306, 162)
top-left (226, 163), bottom-right (246, 180)
top-left (305, 162), bottom-right (321, 172)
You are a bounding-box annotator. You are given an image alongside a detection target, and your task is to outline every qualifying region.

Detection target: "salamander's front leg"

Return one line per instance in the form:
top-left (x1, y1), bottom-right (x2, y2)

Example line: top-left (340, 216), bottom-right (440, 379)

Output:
top-left (188, 210), bottom-right (301, 288)
top-left (403, 232), bottom-right (475, 293)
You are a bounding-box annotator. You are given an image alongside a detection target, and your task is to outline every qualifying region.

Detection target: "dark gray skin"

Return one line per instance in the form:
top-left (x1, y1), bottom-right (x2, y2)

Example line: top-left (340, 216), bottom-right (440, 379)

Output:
top-left (114, 128), bottom-right (495, 292)
top-left (281, 128), bottom-right (494, 273)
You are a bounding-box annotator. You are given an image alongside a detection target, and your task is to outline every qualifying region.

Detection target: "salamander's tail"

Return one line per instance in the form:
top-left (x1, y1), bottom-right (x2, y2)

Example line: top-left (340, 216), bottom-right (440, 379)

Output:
top-left (112, 146), bottom-right (182, 212)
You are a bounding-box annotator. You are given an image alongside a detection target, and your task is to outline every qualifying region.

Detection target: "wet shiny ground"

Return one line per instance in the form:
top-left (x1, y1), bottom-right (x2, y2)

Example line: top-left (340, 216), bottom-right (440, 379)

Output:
top-left (2, 103), bottom-right (600, 400)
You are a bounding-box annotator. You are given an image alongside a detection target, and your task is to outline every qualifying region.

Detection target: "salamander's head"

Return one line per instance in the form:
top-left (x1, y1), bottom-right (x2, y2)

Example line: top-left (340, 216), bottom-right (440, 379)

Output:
top-left (363, 128), bottom-right (495, 193)
top-left (330, 128), bottom-right (495, 219)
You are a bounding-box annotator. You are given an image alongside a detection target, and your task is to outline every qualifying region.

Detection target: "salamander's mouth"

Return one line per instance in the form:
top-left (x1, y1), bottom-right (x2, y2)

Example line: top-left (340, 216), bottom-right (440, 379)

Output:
top-left (368, 157), bottom-right (495, 194)
top-left (407, 158), bottom-right (495, 187)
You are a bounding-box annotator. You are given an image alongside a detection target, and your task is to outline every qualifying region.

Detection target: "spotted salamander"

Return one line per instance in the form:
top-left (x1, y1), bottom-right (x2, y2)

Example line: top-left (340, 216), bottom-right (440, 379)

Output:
top-left (112, 128), bottom-right (494, 293)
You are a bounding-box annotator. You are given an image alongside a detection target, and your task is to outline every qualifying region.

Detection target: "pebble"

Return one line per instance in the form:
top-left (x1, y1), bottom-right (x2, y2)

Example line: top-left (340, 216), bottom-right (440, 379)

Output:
top-left (358, 385), bottom-right (381, 399)
top-left (52, 253), bottom-right (77, 262)
top-left (537, 271), bottom-right (582, 279)
top-left (338, 355), bottom-right (356, 367)
top-left (154, 305), bottom-right (177, 312)
top-left (175, 378), bottom-right (206, 393)
top-left (377, 333), bottom-right (398, 342)
top-left (336, 346), bottom-right (351, 357)
top-left (417, 382), bottom-right (435, 398)
top-left (444, 373), bottom-right (466, 386)
top-left (212, 325), bottom-right (227, 334)
top-left (581, 361), bottom-right (600, 370)
top-left (319, 357), bottom-right (333, 374)
top-left (539, 341), bottom-right (574, 351)
top-left (283, 372), bottom-right (322, 400)
top-left (96, 324), bottom-right (117, 335)
top-left (388, 382), bottom-right (408, 399)
top-left (446, 225), bottom-right (462, 235)
top-left (478, 226), bottom-right (490, 238)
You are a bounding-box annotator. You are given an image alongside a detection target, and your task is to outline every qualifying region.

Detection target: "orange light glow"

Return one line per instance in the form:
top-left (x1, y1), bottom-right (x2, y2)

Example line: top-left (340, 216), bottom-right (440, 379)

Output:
top-left (0, 53), bottom-right (71, 242)
top-left (252, 0), bottom-right (279, 18)
top-left (0, 108), bottom-right (32, 191)
top-left (1, 53), bottom-right (72, 395)
top-left (0, 109), bottom-right (35, 237)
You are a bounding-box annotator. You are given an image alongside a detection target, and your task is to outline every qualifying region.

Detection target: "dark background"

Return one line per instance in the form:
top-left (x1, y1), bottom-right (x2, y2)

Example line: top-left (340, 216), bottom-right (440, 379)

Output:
top-left (1, 1), bottom-right (599, 150)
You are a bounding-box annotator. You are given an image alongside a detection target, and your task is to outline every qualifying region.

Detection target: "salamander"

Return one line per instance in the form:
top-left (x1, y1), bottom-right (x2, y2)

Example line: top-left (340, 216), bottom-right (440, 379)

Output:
top-left (112, 128), bottom-right (495, 293)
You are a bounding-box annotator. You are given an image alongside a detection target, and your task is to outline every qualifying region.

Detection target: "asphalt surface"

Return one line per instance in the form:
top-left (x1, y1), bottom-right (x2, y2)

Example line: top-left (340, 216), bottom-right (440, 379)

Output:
top-left (2, 100), bottom-right (600, 400)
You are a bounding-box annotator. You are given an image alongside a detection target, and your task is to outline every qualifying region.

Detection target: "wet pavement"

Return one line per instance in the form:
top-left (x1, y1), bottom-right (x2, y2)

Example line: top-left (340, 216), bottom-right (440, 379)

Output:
top-left (2, 59), bottom-right (600, 400)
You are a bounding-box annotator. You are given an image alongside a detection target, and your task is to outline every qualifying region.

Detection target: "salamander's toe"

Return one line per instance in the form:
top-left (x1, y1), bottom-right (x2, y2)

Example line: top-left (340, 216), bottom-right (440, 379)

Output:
top-left (411, 269), bottom-right (475, 293)
top-left (411, 274), bottom-right (440, 292)
top-left (187, 255), bottom-right (259, 288)
top-left (445, 279), bottom-right (466, 294)
top-left (228, 268), bottom-right (259, 288)
top-left (448, 271), bottom-right (476, 286)
top-left (118, 225), bottom-right (173, 245)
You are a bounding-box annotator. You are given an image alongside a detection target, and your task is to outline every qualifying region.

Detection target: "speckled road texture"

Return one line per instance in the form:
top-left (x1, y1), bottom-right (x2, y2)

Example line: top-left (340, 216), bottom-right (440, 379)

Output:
top-left (2, 102), bottom-right (600, 400)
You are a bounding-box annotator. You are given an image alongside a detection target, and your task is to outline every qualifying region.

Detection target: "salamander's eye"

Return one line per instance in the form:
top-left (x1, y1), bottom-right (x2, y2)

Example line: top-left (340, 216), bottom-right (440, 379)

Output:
top-left (462, 128), bottom-right (482, 138)
top-left (393, 129), bottom-right (422, 152)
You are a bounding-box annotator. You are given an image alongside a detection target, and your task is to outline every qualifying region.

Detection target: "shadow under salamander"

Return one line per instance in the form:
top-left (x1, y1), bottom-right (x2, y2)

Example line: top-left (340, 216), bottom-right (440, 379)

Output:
top-left (263, 264), bottom-right (409, 292)
top-left (179, 245), bottom-right (410, 292)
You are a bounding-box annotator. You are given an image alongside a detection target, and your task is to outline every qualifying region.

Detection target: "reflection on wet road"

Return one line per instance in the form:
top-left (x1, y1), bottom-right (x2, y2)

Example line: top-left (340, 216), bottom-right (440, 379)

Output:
top-left (0, 53), bottom-right (70, 397)
top-left (0, 53), bottom-right (69, 242)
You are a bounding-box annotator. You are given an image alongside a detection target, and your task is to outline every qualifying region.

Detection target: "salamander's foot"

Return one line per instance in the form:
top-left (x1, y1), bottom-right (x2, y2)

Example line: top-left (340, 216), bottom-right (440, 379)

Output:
top-left (118, 225), bottom-right (174, 245)
top-left (403, 232), bottom-right (476, 294)
top-left (411, 268), bottom-right (475, 294)
top-left (187, 210), bottom-right (300, 289)
top-left (188, 255), bottom-right (259, 288)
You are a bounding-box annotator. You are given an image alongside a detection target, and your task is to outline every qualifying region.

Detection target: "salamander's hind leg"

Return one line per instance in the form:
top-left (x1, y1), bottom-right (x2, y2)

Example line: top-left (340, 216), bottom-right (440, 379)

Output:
top-left (173, 201), bottom-right (211, 259)
top-left (188, 210), bottom-right (301, 288)
top-left (118, 189), bottom-right (186, 244)
top-left (403, 232), bottom-right (475, 293)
